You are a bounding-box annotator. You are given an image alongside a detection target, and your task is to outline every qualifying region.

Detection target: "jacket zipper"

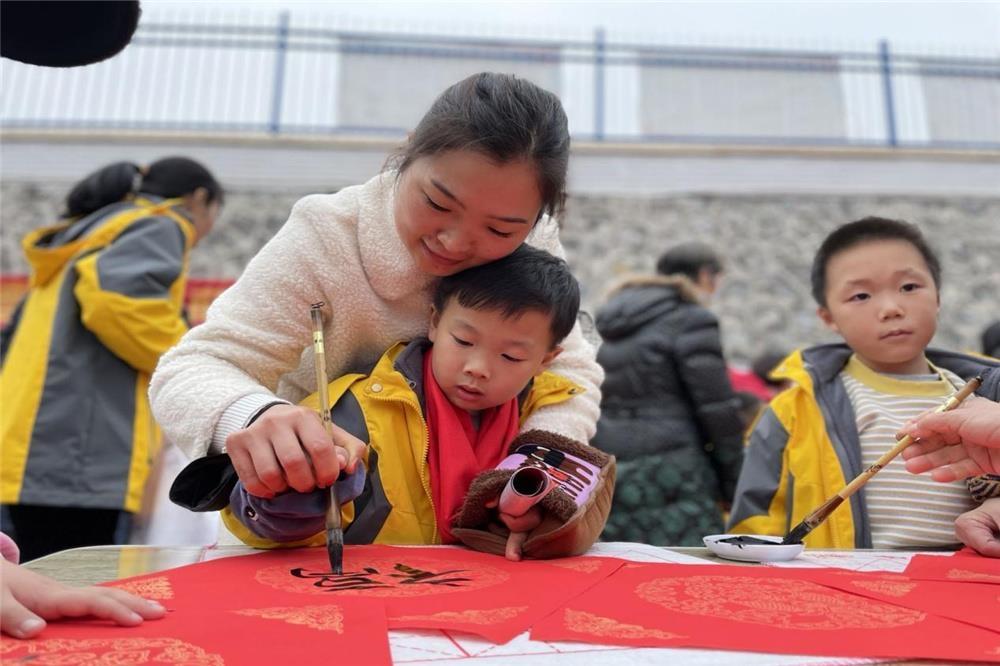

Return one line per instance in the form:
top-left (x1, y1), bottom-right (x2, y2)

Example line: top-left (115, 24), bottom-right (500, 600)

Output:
top-left (365, 390), bottom-right (439, 544)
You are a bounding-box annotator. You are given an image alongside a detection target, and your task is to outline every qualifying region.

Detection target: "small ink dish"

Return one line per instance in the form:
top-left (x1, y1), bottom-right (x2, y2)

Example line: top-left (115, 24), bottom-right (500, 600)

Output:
top-left (703, 534), bottom-right (804, 563)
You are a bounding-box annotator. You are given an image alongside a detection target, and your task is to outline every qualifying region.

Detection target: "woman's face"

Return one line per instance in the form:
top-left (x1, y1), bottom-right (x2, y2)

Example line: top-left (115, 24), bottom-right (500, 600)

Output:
top-left (394, 151), bottom-right (543, 276)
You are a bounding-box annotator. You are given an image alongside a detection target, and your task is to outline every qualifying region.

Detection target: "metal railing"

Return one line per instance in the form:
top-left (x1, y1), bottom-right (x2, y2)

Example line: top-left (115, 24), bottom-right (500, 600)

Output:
top-left (2, 12), bottom-right (998, 149)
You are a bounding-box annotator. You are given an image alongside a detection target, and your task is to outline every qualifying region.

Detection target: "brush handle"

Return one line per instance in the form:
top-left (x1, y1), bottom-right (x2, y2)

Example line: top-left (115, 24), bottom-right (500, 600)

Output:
top-left (784, 375), bottom-right (982, 544)
top-left (310, 305), bottom-right (334, 439)
top-left (311, 303), bottom-right (343, 574)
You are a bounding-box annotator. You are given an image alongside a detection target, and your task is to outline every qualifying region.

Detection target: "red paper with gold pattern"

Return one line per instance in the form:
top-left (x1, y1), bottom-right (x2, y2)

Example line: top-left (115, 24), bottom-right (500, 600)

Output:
top-left (904, 551), bottom-right (1000, 585)
top-left (0, 598), bottom-right (390, 665)
top-left (530, 562), bottom-right (1000, 661)
top-left (107, 545), bottom-right (623, 644)
top-left (800, 569), bottom-right (1000, 634)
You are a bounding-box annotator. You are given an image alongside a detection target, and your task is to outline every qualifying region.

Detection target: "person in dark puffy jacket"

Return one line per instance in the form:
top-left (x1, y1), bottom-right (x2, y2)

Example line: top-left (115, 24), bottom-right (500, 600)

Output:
top-left (593, 242), bottom-right (744, 545)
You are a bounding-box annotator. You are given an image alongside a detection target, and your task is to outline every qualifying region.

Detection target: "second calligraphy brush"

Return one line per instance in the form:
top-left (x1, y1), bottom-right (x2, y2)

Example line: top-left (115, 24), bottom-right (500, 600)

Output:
top-left (310, 302), bottom-right (343, 575)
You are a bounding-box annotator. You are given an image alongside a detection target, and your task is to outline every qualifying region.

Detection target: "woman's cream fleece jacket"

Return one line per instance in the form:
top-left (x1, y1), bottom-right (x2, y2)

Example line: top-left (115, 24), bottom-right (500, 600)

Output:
top-left (149, 172), bottom-right (602, 459)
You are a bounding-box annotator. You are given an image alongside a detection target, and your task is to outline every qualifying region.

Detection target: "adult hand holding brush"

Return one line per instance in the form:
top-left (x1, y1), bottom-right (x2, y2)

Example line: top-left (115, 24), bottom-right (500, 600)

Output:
top-left (901, 395), bottom-right (1000, 481)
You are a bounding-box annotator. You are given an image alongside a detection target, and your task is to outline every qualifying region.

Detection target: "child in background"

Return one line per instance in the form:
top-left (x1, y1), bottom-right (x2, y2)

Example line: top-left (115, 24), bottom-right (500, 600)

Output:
top-left (1, 157), bottom-right (222, 561)
top-left (150, 73), bottom-right (602, 532)
top-left (729, 217), bottom-right (1000, 550)
top-left (172, 247), bottom-right (614, 561)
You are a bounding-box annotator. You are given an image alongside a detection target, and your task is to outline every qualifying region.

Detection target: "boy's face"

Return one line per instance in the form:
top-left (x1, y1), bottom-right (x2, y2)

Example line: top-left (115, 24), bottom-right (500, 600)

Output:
top-left (818, 239), bottom-right (939, 375)
top-left (428, 300), bottom-right (562, 411)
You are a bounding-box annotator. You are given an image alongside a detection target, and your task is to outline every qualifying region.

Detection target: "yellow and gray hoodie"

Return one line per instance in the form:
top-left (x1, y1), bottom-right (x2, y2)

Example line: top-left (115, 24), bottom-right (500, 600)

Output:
top-left (727, 344), bottom-right (1000, 548)
top-left (1, 197), bottom-right (195, 513)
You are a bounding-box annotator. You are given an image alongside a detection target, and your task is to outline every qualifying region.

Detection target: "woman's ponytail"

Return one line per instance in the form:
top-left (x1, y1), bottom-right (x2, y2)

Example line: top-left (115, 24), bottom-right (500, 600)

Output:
top-left (62, 161), bottom-right (141, 218)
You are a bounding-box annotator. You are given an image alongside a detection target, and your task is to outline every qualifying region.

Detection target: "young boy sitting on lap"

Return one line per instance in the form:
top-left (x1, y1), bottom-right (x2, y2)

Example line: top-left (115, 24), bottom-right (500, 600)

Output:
top-left (172, 246), bottom-right (614, 560)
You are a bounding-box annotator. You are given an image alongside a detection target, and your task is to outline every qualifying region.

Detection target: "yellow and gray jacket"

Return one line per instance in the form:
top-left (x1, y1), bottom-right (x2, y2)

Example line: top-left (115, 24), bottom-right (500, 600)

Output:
top-left (727, 344), bottom-right (1000, 548)
top-left (1, 197), bottom-right (195, 513)
top-left (170, 339), bottom-right (582, 548)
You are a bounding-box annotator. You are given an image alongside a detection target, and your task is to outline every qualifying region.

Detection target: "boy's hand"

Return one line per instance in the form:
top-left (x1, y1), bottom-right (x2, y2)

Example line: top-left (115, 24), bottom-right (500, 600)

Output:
top-left (1, 560), bottom-right (166, 638)
top-left (484, 497), bottom-right (543, 562)
top-left (225, 404), bottom-right (365, 497)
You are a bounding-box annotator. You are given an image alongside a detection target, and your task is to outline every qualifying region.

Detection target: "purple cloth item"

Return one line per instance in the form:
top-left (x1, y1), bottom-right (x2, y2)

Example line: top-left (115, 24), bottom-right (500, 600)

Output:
top-left (229, 466), bottom-right (366, 542)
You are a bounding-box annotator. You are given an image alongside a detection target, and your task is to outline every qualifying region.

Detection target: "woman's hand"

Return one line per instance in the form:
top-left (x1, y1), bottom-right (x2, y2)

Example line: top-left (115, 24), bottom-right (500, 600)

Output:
top-left (225, 405), bottom-right (365, 497)
top-left (1, 560), bottom-right (166, 638)
top-left (900, 397), bottom-right (1000, 481)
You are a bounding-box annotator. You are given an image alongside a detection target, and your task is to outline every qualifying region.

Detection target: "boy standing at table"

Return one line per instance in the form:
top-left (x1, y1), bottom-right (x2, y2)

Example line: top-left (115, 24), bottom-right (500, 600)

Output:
top-left (730, 217), bottom-right (1000, 549)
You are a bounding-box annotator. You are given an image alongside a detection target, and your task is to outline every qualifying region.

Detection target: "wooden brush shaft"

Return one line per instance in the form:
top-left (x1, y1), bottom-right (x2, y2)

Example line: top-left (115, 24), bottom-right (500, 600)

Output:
top-left (802, 495), bottom-right (845, 527)
top-left (838, 376), bottom-right (980, 501)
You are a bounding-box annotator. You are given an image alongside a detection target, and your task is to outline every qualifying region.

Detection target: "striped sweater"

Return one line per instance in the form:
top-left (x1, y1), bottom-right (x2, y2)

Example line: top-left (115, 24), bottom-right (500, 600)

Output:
top-left (841, 356), bottom-right (973, 548)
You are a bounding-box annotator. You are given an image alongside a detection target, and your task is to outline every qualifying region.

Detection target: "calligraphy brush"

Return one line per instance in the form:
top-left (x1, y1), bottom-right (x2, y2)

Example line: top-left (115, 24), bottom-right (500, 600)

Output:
top-left (310, 302), bottom-right (343, 575)
top-left (780, 374), bottom-right (983, 545)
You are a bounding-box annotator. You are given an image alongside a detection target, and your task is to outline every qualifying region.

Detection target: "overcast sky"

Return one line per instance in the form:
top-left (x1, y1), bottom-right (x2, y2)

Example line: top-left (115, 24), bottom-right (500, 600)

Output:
top-left (143, 1), bottom-right (1000, 54)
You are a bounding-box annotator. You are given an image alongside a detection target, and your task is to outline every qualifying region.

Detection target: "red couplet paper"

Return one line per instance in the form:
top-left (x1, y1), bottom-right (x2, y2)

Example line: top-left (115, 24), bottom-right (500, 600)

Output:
top-left (374, 548), bottom-right (623, 642)
top-left (530, 562), bottom-right (1000, 662)
top-left (904, 552), bottom-right (1000, 585)
top-left (107, 545), bottom-right (623, 645)
top-left (0, 598), bottom-right (389, 665)
top-left (799, 569), bottom-right (1000, 635)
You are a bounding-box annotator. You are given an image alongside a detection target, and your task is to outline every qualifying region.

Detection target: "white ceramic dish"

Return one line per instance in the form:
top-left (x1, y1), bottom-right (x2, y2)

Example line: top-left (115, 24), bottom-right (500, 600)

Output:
top-left (703, 533), bottom-right (804, 563)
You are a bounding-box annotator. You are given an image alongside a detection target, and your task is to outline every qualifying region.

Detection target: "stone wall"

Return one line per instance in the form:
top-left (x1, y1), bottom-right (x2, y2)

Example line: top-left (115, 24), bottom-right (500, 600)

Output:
top-left (3, 181), bottom-right (997, 363)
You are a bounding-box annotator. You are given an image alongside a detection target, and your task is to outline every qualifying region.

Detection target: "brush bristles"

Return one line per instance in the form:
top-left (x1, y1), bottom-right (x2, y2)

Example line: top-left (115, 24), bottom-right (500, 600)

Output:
top-left (782, 522), bottom-right (810, 544)
top-left (326, 528), bottom-right (343, 575)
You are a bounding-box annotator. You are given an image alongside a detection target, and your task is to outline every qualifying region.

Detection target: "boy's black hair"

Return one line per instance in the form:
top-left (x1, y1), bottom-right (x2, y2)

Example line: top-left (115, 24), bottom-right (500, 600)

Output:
top-left (655, 241), bottom-right (723, 281)
top-left (433, 245), bottom-right (580, 348)
top-left (810, 216), bottom-right (942, 307)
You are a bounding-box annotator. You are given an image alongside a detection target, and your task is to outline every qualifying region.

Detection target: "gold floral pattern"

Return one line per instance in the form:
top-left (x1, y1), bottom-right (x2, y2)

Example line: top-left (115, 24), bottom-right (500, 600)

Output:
top-left (565, 609), bottom-right (684, 641)
top-left (947, 569), bottom-right (1000, 583)
top-left (393, 606), bottom-right (527, 625)
top-left (549, 559), bottom-right (604, 574)
top-left (235, 604), bottom-right (344, 633)
top-left (113, 576), bottom-right (174, 600)
top-left (0, 637), bottom-right (223, 664)
top-left (850, 580), bottom-right (917, 597)
top-left (636, 575), bottom-right (926, 630)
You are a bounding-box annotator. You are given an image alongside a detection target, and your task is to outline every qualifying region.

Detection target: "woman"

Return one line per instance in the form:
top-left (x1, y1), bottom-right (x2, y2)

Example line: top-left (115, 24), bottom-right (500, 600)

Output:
top-left (593, 242), bottom-right (744, 546)
top-left (149, 74), bottom-right (603, 552)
